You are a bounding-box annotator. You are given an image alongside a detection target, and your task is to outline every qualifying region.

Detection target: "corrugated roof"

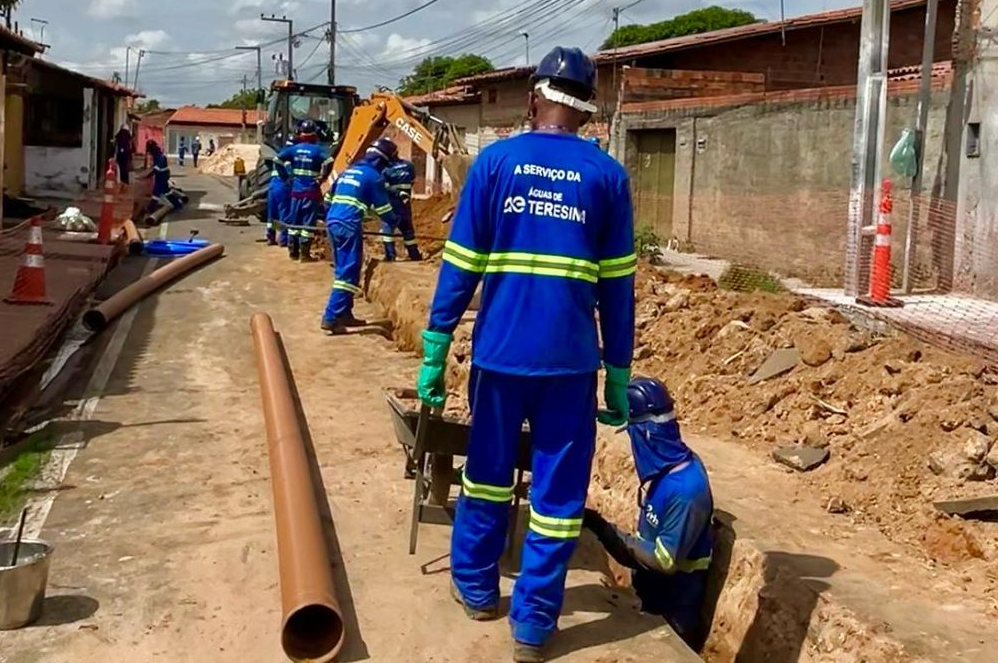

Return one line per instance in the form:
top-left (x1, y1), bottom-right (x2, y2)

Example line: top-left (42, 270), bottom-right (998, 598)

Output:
top-left (167, 106), bottom-right (268, 127)
top-left (888, 60), bottom-right (953, 81)
top-left (30, 57), bottom-right (142, 96)
top-left (0, 25), bottom-right (43, 55)
top-left (454, 65), bottom-right (535, 86)
top-left (593, 0), bottom-right (927, 63)
top-left (405, 85), bottom-right (479, 106)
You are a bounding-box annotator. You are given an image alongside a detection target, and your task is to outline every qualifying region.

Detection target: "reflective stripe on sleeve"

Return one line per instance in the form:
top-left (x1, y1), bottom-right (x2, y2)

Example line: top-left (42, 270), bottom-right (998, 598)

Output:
top-left (442, 240), bottom-right (488, 273)
top-left (329, 195), bottom-right (369, 212)
top-left (598, 252), bottom-right (638, 279)
top-left (332, 280), bottom-right (362, 295)
top-left (676, 556), bottom-right (712, 572)
top-left (461, 475), bottom-right (514, 503)
top-left (486, 252), bottom-right (598, 283)
top-left (528, 506), bottom-right (583, 539)
top-left (374, 203), bottom-right (393, 216)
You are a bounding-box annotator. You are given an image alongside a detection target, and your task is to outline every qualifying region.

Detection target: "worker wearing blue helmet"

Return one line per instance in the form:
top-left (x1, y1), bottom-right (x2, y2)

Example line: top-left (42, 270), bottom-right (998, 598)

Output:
top-left (417, 45), bottom-right (636, 662)
top-left (320, 137), bottom-right (399, 334)
top-left (583, 377), bottom-right (714, 651)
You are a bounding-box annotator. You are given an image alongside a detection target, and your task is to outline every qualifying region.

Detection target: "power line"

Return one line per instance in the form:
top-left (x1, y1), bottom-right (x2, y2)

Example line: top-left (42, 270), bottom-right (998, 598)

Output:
top-left (339, 0), bottom-right (448, 34)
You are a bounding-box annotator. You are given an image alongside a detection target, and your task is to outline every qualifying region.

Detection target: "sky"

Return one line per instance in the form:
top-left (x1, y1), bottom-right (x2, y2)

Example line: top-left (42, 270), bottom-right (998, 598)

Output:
top-left (16, 0), bottom-right (858, 107)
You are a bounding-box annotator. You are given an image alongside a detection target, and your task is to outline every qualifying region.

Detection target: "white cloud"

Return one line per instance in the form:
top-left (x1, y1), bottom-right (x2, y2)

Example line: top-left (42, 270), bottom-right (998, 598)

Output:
top-left (382, 33), bottom-right (431, 58)
top-left (87, 0), bottom-right (136, 19)
top-left (125, 30), bottom-right (171, 50)
top-left (230, 0), bottom-right (265, 13)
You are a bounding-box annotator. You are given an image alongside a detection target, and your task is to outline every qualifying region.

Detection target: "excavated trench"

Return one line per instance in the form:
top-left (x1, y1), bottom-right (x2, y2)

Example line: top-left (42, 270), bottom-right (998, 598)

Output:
top-left (361, 255), bottom-right (926, 663)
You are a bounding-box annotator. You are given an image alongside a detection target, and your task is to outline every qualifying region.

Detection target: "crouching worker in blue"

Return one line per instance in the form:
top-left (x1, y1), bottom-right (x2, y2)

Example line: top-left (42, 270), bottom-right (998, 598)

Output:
top-left (320, 137), bottom-right (398, 334)
top-left (583, 377), bottom-right (714, 651)
top-left (381, 157), bottom-right (422, 261)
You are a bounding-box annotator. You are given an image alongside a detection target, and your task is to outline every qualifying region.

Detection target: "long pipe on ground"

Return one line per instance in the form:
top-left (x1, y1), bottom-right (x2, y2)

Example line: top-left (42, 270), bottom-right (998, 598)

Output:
top-left (122, 219), bottom-right (143, 256)
top-left (82, 243), bottom-right (224, 332)
top-left (250, 313), bottom-right (345, 662)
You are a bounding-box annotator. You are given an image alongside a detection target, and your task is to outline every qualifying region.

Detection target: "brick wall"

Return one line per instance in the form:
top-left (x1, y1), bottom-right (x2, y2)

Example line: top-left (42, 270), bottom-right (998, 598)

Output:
top-left (615, 83), bottom-right (952, 288)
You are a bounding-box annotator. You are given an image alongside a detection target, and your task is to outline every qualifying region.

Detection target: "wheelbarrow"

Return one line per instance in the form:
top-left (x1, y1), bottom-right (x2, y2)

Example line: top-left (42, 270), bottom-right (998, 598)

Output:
top-left (384, 388), bottom-right (532, 555)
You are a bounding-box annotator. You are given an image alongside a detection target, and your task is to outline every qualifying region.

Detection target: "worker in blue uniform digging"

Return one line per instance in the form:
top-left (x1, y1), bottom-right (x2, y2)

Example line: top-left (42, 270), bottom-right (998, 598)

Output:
top-left (416, 46), bottom-right (636, 662)
top-left (583, 377), bottom-right (714, 652)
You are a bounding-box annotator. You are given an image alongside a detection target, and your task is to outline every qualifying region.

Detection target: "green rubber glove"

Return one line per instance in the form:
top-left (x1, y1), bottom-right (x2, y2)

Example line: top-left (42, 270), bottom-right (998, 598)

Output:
top-left (597, 364), bottom-right (631, 426)
top-left (416, 329), bottom-right (452, 408)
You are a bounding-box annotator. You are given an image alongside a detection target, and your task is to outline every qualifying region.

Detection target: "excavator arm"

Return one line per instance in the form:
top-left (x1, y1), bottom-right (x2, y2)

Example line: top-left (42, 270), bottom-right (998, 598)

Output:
top-left (327, 90), bottom-right (471, 193)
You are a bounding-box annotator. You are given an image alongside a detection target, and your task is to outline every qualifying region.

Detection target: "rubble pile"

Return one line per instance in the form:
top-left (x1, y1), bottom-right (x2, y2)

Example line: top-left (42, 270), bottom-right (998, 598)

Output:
top-left (197, 143), bottom-right (259, 176)
top-left (622, 266), bottom-right (998, 565)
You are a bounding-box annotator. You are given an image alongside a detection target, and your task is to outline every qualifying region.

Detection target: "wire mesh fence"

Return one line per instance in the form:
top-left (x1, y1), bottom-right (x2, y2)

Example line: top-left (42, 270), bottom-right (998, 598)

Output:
top-left (633, 180), bottom-right (998, 363)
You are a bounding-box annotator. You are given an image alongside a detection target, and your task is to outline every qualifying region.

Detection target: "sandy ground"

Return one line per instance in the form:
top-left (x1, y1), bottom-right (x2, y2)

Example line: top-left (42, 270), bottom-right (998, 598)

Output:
top-left (0, 173), bottom-right (695, 663)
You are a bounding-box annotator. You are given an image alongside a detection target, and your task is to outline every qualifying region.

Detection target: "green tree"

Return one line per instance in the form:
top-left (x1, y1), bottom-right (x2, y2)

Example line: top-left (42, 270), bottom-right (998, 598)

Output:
top-left (601, 6), bottom-right (760, 49)
top-left (208, 89), bottom-right (261, 110)
top-left (0, 1), bottom-right (22, 10)
top-left (134, 99), bottom-right (161, 113)
top-left (398, 54), bottom-right (493, 96)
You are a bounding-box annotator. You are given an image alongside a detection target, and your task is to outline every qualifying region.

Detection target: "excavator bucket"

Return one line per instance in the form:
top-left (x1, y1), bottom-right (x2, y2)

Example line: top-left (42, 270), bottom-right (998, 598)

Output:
top-left (441, 153), bottom-right (473, 193)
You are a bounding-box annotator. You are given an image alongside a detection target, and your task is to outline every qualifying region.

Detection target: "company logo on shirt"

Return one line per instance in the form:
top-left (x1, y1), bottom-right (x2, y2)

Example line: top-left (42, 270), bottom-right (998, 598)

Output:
top-left (503, 196), bottom-right (526, 213)
top-left (514, 163), bottom-right (582, 182)
top-left (645, 504), bottom-right (659, 528)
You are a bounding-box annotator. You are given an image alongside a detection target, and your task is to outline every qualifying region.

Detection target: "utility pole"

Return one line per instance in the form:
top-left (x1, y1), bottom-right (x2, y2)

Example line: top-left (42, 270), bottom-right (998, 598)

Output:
top-left (262, 14), bottom-right (294, 80)
top-left (901, 0), bottom-right (938, 293)
top-left (328, 0), bottom-right (336, 85)
top-left (520, 32), bottom-right (529, 65)
top-left (241, 74), bottom-right (249, 141)
top-left (237, 45), bottom-right (265, 144)
top-left (125, 46), bottom-right (131, 89)
top-left (30, 18), bottom-right (47, 45)
top-left (845, 0), bottom-right (890, 296)
top-left (133, 49), bottom-right (146, 90)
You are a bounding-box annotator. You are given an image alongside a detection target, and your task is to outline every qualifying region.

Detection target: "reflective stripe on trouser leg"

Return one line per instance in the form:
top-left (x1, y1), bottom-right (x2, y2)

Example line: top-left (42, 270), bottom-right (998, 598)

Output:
top-left (323, 222), bottom-right (363, 323)
top-left (398, 212), bottom-right (421, 259)
top-left (381, 220), bottom-right (397, 259)
top-left (290, 195), bottom-right (319, 240)
top-left (510, 371), bottom-right (597, 646)
top-left (451, 367), bottom-right (524, 611)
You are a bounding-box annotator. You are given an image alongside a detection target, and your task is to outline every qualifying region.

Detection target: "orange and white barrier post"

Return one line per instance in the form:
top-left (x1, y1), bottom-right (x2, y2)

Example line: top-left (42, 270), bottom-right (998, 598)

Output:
top-left (4, 215), bottom-right (52, 305)
top-left (98, 158), bottom-right (117, 244)
top-left (858, 179), bottom-right (903, 308)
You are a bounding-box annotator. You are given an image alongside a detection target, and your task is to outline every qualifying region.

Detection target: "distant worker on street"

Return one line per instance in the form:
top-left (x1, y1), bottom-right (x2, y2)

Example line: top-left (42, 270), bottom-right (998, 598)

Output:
top-left (208, 138), bottom-right (216, 156)
top-left (583, 377), bottom-right (714, 651)
top-left (381, 155), bottom-right (422, 262)
top-left (320, 137), bottom-right (399, 334)
top-left (143, 139), bottom-right (171, 204)
top-left (416, 46), bottom-right (636, 662)
top-left (191, 136), bottom-right (202, 168)
top-left (265, 153), bottom-right (291, 247)
top-left (278, 119), bottom-right (333, 261)
top-left (178, 137), bottom-right (187, 166)
top-left (114, 124), bottom-right (133, 185)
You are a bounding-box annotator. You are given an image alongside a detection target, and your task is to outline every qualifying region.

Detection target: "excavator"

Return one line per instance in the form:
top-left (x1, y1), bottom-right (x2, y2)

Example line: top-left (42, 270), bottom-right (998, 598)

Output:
top-left (224, 82), bottom-right (471, 222)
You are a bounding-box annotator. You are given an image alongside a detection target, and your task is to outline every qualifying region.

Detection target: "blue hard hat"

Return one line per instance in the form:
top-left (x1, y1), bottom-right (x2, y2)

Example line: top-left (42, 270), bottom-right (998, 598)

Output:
top-left (627, 377), bottom-right (675, 420)
top-left (587, 137), bottom-right (600, 145)
top-left (366, 137), bottom-right (398, 162)
top-left (531, 46), bottom-right (597, 99)
top-left (297, 119), bottom-right (318, 137)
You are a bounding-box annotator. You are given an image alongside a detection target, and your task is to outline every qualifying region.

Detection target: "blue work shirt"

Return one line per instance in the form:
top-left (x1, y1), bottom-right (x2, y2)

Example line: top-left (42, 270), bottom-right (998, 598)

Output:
top-left (427, 131), bottom-right (636, 376)
top-left (325, 158), bottom-right (397, 232)
top-left (151, 151), bottom-right (170, 196)
top-left (278, 141), bottom-right (332, 195)
top-left (383, 159), bottom-right (416, 217)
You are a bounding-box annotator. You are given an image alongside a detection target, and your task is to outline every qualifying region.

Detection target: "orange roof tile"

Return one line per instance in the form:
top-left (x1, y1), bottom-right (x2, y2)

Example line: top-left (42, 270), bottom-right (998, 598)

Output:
top-left (167, 106), bottom-right (267, 127)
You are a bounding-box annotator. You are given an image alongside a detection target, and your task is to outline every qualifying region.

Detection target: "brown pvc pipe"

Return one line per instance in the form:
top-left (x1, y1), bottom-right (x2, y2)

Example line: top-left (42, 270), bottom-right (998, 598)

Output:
top-left (144, 204), bottom-right (171, 227)
top-left (250, 313), bottom-right (345, 662)
top-left (82, 243), bottom-right (224, 332)
top-left (122, 219), bottom-right (143, 256)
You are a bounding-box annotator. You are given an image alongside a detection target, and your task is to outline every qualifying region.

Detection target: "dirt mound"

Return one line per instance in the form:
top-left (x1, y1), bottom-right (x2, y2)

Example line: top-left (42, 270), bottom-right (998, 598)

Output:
top-left (411, 194), bottom-right (454, 257)
top-left (630, 264), bottom-right (998, 567)
top-left (198, 143), bottom-right (259, 176)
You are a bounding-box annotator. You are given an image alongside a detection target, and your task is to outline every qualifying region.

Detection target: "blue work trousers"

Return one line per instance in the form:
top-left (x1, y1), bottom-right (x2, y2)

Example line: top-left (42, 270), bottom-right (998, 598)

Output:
top-left (266, 180), bottom-right (290, 246)
top-left (322, 222), bottom-right (363, 324)
top-left (381, 209), bottom-right (421, 260)
top-left (288, 191), bottom-right (321, 242)
top-left (452, 367), bottom-right (597, 646)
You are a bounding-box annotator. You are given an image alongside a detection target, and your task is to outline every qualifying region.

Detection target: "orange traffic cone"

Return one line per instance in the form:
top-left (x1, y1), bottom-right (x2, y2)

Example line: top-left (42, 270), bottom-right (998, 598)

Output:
top-left (857, 179), bottom-right (903, 308)
top-left (4, 216), bottom-right (52, 305)
top-left (98, 158), bottom-right (117, 244)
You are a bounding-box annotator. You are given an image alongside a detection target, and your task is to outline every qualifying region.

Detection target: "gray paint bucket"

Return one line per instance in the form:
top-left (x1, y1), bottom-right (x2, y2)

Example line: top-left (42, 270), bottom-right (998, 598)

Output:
top-left (0, 540), bottom-right (53, 629)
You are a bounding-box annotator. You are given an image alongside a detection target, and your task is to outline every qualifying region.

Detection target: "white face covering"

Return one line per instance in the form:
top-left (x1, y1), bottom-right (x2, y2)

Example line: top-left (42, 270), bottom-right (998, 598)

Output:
top-left (534, 78), bottom-right (597, 114)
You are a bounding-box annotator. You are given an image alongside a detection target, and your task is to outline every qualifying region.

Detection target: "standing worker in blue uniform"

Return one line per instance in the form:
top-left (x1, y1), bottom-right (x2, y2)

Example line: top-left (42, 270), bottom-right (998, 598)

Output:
top-left (583, 377), bottom-right (714, 651)
top-left (415, 46), bottom-right (636, 662)
top-left (381, 156), bottom-right (422, 261)
top-left (265, 154), bottom-right (291, 247)
top-left (278, 119), bottom-right (333, 262)
top-left (320, 137), bottom-right (399, 334)
top-left (144, 139), bottom-right (171, 203)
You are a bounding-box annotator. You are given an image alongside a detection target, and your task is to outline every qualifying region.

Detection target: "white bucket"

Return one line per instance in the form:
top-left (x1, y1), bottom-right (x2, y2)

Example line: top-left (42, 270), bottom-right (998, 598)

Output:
top-left (0, 539), bottom-right (53, 629)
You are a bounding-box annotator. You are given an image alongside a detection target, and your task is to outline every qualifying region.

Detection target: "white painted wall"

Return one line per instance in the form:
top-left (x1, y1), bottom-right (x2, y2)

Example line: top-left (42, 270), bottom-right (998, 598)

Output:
top-left (25, 146), bottom-right (89, 198)
top-left (166, 124), bottom-right (255, 156)
top-left (955, 0), bottom-right (998, 298)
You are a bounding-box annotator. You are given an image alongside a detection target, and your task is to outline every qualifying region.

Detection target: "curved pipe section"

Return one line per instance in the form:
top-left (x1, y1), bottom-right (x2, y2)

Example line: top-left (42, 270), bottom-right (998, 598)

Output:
top-left (251, 313), bottom-right (345, 662)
